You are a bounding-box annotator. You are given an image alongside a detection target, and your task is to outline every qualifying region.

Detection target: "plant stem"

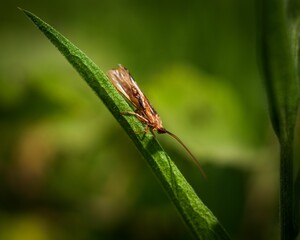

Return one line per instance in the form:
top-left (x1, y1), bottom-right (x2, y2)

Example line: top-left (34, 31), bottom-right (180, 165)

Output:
top-left (280, 141), bottom-right (295, 239)
top-left (260, 0), bottom-right (299, 238)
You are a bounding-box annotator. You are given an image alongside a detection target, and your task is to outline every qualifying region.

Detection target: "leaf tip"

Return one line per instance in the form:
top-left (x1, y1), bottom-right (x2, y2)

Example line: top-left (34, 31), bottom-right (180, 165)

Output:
top-left (17, 7), bottom-right (27, 14)
top-left (18, 7), bottom-right (35, 20)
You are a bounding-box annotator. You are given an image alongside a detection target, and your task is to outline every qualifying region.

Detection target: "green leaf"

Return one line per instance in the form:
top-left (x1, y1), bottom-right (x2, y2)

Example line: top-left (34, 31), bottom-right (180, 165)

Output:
top-left (20, 8), bottom-right (230, 240)
top-left (260, 0), bottom-right (300, 239)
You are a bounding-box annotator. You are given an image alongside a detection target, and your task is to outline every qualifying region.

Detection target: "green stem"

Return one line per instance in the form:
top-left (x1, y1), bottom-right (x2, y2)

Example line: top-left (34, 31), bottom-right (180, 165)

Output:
top-left (260, 0), bottom-right (299, 239)
top-left (280, 141), bottom-right (295, 239)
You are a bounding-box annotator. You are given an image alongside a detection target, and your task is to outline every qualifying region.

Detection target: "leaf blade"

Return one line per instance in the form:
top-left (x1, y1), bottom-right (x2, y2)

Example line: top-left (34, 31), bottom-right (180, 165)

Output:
top-left (20, 8), bottom-right (230, 240)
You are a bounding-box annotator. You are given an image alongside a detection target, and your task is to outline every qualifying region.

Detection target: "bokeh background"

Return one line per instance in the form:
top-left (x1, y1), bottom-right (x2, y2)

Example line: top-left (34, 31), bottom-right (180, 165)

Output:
top-left (0, 1), bottom-right (284, 239)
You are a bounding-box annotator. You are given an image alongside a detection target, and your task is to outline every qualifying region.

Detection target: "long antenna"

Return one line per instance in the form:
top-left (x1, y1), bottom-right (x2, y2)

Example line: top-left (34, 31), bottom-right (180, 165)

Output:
top-left (164, 130), bottom-right (206, 179)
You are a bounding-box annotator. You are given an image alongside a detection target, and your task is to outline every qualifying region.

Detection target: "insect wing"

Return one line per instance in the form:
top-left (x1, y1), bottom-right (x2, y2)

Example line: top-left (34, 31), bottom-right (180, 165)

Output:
top-left (107, 65), bottom-right (151, 112)
top-left (107, 66), bottom-right (133, 104)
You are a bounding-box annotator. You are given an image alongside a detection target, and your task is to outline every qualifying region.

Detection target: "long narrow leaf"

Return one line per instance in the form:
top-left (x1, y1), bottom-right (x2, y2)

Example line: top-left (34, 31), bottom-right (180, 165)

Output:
top-left (20, 8), bottom-right (230, 240)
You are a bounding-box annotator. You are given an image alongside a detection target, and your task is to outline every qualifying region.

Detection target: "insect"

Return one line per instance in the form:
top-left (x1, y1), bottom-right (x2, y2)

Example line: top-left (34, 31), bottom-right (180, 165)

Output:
top-left (107, 64), bottom-right (205, 177)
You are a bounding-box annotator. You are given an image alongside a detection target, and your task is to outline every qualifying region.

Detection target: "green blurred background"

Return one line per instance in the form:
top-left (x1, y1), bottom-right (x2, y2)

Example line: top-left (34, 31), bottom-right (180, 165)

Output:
top-left (0, 0), bottom-right (281, 239)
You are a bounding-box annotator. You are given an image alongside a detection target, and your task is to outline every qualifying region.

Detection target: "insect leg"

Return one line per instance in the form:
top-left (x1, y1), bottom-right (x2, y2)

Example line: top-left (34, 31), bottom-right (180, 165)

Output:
top-left (120, 111), bottom-right (151, 134)
top-left (150, 127), bottom-right (157, 138)
top-left (120, 111), bottom-right (149, 125)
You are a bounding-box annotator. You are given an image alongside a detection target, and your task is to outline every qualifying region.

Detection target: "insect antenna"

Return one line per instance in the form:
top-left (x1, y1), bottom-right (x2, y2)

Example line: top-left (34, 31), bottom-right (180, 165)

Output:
top-left (164, 130), bottom-right (206, 179)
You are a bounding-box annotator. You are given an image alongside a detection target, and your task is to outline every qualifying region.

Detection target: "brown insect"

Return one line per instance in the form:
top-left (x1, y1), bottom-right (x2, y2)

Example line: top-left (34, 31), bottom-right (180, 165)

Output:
top-left (107, 64), bottom-right (205, 177)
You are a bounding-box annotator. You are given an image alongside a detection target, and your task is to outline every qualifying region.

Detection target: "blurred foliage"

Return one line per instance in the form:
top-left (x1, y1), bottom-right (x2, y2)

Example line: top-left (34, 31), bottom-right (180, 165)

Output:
top-left (0, 0), bottom-right (287, 239)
